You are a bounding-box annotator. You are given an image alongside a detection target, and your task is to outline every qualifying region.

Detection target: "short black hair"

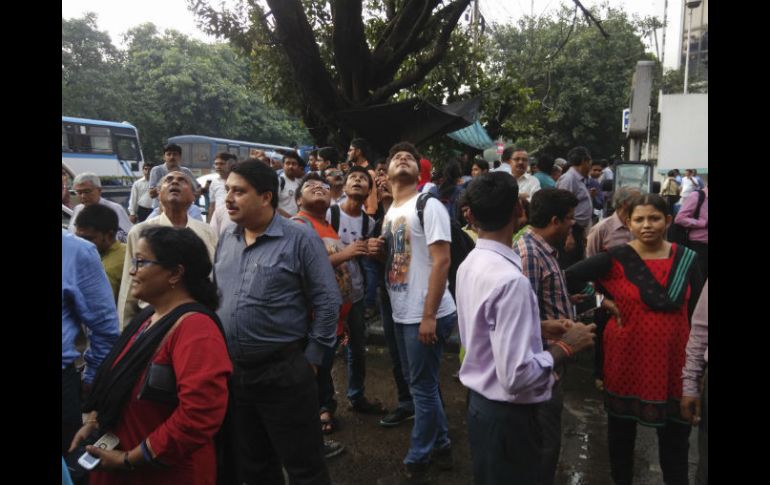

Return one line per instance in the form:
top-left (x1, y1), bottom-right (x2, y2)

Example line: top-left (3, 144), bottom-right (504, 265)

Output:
top-left (529, 188), bottom-right (579, 228)
top-left (536, 153), bottom-right (555, 173)
top-left (283, 150), bottom-right (306, 168)
top-left (501, 146), bottom-right (526, 162)
top-left (74, 204), bottom-right (119, 233)
top-left (295, 172), bottom-right (328, 201)
top-left (310, 149), bottom-right (318, 157)
top-left (465, 172), bottom-right (519, 231)
top-left (317, 146), bottom-right (340, 167)
top-left (567, 146), bottom-right (591, 167)
top-left (344, 165), bottom-right (373, 190)
top-left (163, 143), bottom-right (182, 154)
top-left (387, 141), bottom-right (420, 162)
top-left (472, 159), bottom-right (489, 172)
top-left (350, 138), bottom-right (370, 160)
top-left (215, 152), bottom-right (238, 163)
top-left (230, 159), bottom-right (279, 209)
top-left (139, 226), bottom-right (219, 311)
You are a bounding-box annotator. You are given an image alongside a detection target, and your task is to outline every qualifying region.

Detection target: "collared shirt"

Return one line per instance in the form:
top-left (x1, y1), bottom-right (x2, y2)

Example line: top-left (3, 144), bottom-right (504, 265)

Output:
top-left (456, 239), bottom-right (555, 404)
top-left (556, 167), bottom-right (593, 229)
top-left (534, 171), bottom-right (555, 189)
top-left (682, 280), bottom-right (708, 396)
top-left (116, 212), bottom-right (219, 328)
top-left (101, 240), bottom-right (126, 302)
top-left (128, 178), bottom-right (153, 215)
top-left (598, 166), bottom-right (614, 184)
top-left (674, 188), bottom-right (708, 244)
top-left (69, 197), bottom-right (133, 243)
top-left (62, 230), bottom-right (120, 384)
top-left (586, 212), bottom-right (633, 257)
top-left (514, 228), bottom-right (572, 320)
top-left (214, 213), bottom-right (340, 366)
top-left (148, 204), bottom-right (204, 222)
top-left (586, 177), bottom-right (604, 208)
top-left (515, 173), bottom-right (541, 202)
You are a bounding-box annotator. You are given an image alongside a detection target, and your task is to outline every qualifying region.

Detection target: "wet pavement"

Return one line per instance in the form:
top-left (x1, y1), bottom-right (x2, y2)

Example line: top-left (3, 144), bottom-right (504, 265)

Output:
top-left (324, 321), bottom-right (700, 484)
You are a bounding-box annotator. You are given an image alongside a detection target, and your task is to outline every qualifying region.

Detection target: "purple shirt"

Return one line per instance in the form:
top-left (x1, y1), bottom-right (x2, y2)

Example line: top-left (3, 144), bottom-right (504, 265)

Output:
top-left (674, 187), bottom-right (708, 244)
top-left (556, 167), bottom-right (593, 229)
top-left (456, 239), bottom-right (555, 404)
top-left (682, 280), bottom-right (708, 396)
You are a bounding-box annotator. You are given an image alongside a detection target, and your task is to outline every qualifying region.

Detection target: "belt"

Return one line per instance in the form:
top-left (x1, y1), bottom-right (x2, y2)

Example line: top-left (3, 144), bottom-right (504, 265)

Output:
top-left (234, 339), bottom-right (306, 369)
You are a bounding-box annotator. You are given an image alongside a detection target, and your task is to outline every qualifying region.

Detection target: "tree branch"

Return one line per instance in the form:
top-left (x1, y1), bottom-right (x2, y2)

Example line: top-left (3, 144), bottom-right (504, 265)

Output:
top-left (369, 0), bottom-right (470, 103)
top-left (331, 0), bottom-right (371, 103)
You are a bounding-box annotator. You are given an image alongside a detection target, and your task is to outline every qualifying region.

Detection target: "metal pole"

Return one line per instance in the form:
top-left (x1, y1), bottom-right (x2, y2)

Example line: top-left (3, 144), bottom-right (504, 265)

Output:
top-left (645, 106), bottom-right (652, 161)
top-left (684, 7), bottom-right (693, 94)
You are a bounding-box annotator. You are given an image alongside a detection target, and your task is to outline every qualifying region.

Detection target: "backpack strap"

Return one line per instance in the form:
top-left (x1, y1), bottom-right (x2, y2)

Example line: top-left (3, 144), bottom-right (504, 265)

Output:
top-left (693, 189), bottom-right (705, 219)
top-left (330, 204), bottom-right (341, 233)
top-left (362, 211), bottom-right (370, 237)
top-left (279, 174), bottom-right (286, 192)
top-left (416, 192), bottom-right (435, 229)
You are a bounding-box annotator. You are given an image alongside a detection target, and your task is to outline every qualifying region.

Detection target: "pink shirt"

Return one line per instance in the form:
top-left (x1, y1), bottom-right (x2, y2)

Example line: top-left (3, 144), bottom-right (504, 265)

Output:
top-left (674, 187), bottom-right (708, 244)
top-left (682, 280), bottom-right (708, 396)
top-left (456, 239), bottom-right (555, 404)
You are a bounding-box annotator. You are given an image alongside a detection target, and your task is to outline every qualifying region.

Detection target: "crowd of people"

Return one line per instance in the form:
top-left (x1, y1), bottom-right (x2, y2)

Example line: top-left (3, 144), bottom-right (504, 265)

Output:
top-left (62, 138), bottom-right (708, 485)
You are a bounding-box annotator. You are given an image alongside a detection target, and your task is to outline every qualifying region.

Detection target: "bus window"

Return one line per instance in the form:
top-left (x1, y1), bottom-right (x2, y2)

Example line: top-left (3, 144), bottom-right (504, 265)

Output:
top-left (215, 143), bottom-right (228, 155)
top-left (192, 143), bottom-right (211, 169)
top-left (114, 137), bottom-right (141, 162)
top-left (87, 126), bottom-right (112, 153)
top-left (228, 146), bottom-right (239, 157)
top-left (239, 147), bottom-right (249, 160)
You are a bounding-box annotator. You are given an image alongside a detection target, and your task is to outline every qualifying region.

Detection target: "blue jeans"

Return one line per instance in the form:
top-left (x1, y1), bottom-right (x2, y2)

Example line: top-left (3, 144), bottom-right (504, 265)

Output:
top-left (394, 313), bottom-right (456, 464)
top-left (362, 258), bottom-right (379, 309)
top-left (380, 290), bottom-right (413, 412)
top-left (318, 337), bottom-right (339, 414)
top-left (346, 299), bottom-right (367, 404)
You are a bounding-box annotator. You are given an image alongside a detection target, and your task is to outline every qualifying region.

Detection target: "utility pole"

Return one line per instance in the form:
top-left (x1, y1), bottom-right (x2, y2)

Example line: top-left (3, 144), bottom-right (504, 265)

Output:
top-left (683, 1), bottom-right (702, 94)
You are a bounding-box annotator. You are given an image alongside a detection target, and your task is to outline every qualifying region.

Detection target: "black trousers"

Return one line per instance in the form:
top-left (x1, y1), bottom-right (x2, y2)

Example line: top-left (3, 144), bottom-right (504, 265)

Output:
top-left (467, 391), bottom-right (541, 485)
top-left (696, 369), bottom-right (708, 485)
top-left (137, 205), bottom-right (153, 223)
top-left (62, 364), bottom-right (81, 456)
top-left (607, 415), bottom-right (691, 485)
top-left (230, 350), bottom-right (330, 485)
top-left (536, 382), bottom-right (563, 485)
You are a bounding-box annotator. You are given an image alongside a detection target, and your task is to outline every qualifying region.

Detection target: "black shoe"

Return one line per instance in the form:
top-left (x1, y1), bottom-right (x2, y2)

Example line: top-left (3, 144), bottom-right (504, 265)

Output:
top-left (431, 444), bottom-right (453, 471)
top-left (348, 397), bottom-right (388, 415)
top-left (323, 439), bottom-right (345, 459)
top-left (379, 407), bottom-right (415, 427)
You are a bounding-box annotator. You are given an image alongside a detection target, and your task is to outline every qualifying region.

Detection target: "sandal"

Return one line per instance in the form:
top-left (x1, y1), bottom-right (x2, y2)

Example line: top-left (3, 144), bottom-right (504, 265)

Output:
top-left (320, 410), bottom-right (337, 434)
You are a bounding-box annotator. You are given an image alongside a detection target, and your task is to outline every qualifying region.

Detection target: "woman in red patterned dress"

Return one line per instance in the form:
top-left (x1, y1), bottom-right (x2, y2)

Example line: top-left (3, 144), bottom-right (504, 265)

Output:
top-left (566, 194), bottom-right (703, 485)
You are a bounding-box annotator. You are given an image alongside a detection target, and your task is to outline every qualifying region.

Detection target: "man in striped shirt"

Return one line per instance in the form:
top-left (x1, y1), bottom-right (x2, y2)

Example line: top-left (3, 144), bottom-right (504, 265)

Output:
top-left (513, 188), bottom-right (579, 485)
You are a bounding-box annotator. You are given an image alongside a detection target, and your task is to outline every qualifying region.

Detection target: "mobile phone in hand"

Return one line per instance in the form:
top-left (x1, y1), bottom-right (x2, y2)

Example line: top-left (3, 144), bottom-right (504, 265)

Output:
top-left (78, 432), bottom-right (120, 470)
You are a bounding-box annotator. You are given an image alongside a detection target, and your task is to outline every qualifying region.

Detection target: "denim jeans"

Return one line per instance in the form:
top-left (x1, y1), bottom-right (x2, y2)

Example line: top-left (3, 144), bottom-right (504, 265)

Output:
top-left (346, 299), bottom-right (367, 404)
top-left (362, 258), bottom-right (379, 309)
top-left (380, 289), bottom-right (413, 412)
top-left (394, 313), bottom-right (456, 464)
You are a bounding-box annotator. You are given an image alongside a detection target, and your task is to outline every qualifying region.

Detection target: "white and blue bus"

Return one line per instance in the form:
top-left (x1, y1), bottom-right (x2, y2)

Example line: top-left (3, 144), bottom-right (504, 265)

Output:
top-left (62, 116), bottom-right (144, 183)
top-left (167, 134), bottom-right (298, 175)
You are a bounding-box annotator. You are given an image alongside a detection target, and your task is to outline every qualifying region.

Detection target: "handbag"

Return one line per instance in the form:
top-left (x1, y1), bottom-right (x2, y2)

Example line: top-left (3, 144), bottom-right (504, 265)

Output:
top-left (136, 312), bottom-right (192, 405)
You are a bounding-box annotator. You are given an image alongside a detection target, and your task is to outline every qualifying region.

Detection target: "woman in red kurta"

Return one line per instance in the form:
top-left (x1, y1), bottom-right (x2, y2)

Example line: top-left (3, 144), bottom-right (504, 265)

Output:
top-left (69, 226), bottom-right (232, 485)
top-left (566, 194), bottom-right (703, 485)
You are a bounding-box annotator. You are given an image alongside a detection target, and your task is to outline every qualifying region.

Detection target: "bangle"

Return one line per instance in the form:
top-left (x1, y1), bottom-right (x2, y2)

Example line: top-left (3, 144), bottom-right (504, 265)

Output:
top-left (554, 341), bottom-right (573, 358)
top-left (140, 440), bottom-right (153, 463)
top-left (123, 452), bottom-right (136, 471)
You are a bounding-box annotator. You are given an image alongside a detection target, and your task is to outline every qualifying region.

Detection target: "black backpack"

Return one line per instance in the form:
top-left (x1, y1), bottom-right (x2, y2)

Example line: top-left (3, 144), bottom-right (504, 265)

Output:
top-left (415, 192), bottom-right (475, 299)
top-left (329, 204), bottom-right (370, 238)
top-left (668, 189), bottom-right (706, 246)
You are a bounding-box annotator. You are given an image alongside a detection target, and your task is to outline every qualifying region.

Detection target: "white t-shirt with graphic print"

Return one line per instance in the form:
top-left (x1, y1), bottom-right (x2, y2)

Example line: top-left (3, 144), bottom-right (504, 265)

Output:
top-left (325, 206), bottom-right (375, 304)
top-left (278, 175), bottom-right (300, 216)
top-left (382, 193), bottom-right (456, 324)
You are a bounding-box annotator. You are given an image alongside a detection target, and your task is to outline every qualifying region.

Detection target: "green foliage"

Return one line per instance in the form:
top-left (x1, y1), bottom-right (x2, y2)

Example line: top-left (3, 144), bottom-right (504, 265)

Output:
top-left (482, 4), bottom-right (655, 160)
top-left (62, 14), bottom-right (312, 163)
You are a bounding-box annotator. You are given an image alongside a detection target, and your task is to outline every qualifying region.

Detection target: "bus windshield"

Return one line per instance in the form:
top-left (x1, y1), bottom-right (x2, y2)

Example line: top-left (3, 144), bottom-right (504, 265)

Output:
top-left (62, 116), bottom-right (144, 183)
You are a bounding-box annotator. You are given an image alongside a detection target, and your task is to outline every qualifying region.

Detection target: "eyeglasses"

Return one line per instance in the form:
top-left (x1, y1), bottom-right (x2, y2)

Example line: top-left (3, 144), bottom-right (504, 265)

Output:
top-left (131, 258), bottom-right (162, 271)
top-left (303, 182), bottom-right (331, 192)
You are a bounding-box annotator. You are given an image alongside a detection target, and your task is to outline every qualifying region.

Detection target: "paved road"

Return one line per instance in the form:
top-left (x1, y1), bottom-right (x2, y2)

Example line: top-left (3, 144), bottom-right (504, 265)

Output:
top-left (325, 330), bottom-right (700, 484)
